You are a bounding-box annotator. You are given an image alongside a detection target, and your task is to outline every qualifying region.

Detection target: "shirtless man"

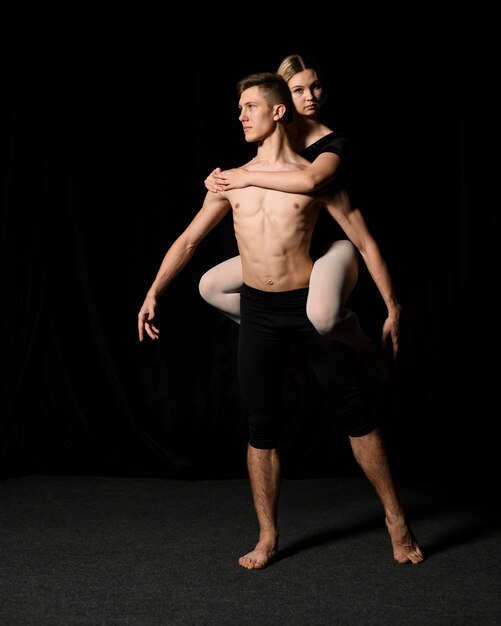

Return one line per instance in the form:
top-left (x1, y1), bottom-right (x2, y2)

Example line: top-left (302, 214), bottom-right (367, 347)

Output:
top-left (138, 72), bottom-right (424, 569)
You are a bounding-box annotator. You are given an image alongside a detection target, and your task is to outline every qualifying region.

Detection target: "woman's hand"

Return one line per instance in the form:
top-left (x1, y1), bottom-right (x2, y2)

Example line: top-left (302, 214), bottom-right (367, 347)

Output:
top-left (204, 167), bottom-right (250, 192)
top-left (204, 167), bottom-right (225, 193)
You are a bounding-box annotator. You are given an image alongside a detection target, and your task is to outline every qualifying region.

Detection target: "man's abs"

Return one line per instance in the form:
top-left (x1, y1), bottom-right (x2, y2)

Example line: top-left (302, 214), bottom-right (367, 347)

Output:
top-left (239, 252), bottom-right (313, 291)
top-left (229, 187), bottom-right (318, 291)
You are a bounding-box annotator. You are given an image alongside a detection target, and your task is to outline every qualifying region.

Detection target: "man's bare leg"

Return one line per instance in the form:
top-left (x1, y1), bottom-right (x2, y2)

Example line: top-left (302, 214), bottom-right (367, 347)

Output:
top-left (239, 444), bottom-right (280, 570)
top-left (349, 427), bottom-right (424, 564)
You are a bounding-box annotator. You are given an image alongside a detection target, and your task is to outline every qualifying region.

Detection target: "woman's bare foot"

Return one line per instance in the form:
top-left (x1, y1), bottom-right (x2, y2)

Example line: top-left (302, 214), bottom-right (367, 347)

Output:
top-left (333, 310), bottom-right (390, 381)
top-left (385, 515), bottom-right (424, 564)
top-left (358, 335), bottom-right (391, 382)
top-left (239, 541), bottom-right (278, 570)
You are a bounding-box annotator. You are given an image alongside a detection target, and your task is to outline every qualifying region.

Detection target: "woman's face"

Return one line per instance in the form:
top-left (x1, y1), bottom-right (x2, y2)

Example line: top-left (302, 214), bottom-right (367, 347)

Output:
top-left (287, 69), bottom-right (324, 118)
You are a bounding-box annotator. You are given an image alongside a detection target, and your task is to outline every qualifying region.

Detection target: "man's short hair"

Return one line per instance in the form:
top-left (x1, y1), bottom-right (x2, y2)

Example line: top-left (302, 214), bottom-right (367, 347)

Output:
top-left (237, 72), bottom-right (294, 124)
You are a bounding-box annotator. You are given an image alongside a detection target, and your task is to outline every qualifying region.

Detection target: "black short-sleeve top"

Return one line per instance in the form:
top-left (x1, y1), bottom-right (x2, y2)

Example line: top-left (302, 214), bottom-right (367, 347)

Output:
top-left (300, 131), bottom-right (346, 163)
top-left (300, 132), bottom-right (349, 256)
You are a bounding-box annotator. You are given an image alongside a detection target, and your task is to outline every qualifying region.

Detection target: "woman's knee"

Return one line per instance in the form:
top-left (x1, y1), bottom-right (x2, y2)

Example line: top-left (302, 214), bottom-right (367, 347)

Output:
top-left (198, 269), bottom-right (220, 303)
top-left (307, 239), bottom-right (359, 335)
top-left (199, 255), bottom-right (243, 304)
top-left (307, 302), bottom-right (342, 336)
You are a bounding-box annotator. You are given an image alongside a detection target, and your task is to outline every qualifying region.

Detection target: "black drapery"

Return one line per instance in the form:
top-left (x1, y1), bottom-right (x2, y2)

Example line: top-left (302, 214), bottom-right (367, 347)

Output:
top-left (1, 27), bottom-right (497, 481)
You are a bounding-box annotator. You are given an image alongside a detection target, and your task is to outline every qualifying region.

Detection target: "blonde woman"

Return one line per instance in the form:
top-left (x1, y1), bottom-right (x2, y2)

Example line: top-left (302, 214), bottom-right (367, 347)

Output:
top-left (201, 54), bottom-right (399, 378)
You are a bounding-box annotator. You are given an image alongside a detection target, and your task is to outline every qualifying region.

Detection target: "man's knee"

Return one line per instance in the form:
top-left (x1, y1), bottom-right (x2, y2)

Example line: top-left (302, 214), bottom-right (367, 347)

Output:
top-left (347, 422), bottom-right (377, 438)
top-left (328, 382), bottom-right (376, 437)
top-left (248, 410), bottom-right (280, 449)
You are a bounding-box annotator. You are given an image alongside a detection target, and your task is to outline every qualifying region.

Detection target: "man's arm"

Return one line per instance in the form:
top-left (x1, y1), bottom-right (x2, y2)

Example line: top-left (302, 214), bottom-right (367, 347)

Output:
top-left (322, 189), bottom-right (402, 358)
top-left (205, 152), bottom-right (340, 194)
top-left (138, 192), bottom-right (231, 341)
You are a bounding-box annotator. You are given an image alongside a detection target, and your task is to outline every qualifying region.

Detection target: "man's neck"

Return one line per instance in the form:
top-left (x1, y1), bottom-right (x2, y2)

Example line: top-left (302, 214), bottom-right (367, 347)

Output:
top-left (254, 127), bottom-right (298, 164)
top-left (289, 116), bottom-right (327, 151)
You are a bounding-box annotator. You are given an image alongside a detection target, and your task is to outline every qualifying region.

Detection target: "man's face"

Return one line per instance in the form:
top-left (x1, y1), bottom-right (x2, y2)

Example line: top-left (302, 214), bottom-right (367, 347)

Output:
top-left (238, 86), bottom-right (277, 143)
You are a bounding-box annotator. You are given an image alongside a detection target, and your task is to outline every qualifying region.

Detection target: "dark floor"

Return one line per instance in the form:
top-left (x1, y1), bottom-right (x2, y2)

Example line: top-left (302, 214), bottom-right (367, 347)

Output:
top-left (0, 474), bottom-right (500, 625)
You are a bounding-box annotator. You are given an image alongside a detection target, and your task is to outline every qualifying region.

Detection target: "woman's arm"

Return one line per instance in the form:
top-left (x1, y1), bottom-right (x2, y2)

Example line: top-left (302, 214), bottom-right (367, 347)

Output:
top-left (205, 152), bottom-right (341, 194)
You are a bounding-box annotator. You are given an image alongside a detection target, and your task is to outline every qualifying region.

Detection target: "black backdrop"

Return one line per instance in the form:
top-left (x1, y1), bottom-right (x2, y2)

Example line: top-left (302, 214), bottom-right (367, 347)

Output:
top-left (2, 22), bottom-right (498, 482)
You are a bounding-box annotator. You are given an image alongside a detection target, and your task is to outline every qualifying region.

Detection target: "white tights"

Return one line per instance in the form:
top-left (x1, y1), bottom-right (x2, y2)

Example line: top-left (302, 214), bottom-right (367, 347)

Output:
top-left (198, 240), bottom-right (374, 355)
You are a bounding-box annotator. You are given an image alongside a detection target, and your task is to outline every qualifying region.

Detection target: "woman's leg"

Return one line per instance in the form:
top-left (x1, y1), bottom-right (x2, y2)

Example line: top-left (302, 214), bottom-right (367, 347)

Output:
top-left (307, 240), bottom-right (388, 378)
top-left (307, 240), bottom-right (360, 341)
top-left (198, 255), bottom-right (243, 324)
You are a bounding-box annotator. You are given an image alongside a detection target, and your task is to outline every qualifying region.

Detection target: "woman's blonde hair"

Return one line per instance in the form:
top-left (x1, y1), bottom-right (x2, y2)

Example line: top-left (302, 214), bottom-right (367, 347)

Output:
top-left (277, 54), bottom-right (328, 105)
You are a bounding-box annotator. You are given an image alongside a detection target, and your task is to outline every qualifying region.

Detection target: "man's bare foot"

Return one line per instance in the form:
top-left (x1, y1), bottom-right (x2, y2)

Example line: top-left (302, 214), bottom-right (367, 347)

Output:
top-left (239, 541), bottom-right (278, 570)
top-left (385, 515), bottom-right (424, 564)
